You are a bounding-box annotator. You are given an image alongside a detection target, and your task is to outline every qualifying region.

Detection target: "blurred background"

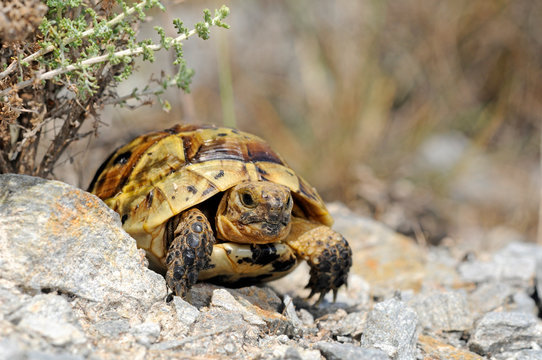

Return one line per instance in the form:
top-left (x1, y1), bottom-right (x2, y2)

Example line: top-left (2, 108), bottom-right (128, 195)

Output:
top-left (58, 0), bottom-right (542, 250)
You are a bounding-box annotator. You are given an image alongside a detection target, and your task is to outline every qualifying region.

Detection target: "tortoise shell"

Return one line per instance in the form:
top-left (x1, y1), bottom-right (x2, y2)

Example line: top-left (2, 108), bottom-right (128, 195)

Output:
top-left (89, 124), bottom-right (333, 266)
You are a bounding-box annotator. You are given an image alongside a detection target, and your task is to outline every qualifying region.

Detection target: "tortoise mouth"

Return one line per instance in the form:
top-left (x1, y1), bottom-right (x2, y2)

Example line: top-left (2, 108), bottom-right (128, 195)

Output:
top-left (261, 222), bottom-right (287, 236)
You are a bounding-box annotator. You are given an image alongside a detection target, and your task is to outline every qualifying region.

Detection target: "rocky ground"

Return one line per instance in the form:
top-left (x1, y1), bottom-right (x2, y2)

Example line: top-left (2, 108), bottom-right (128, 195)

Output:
top-left (1, 173), bottom-right (541, 360)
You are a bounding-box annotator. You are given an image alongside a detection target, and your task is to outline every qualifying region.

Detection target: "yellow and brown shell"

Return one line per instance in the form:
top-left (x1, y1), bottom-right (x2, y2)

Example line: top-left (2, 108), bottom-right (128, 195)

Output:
top-left (89, 124), bottom-right (332, 264)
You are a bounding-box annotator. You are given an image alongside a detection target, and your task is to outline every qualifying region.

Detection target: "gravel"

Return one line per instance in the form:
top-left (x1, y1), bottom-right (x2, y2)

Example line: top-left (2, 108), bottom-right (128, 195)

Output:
top-left (1, 174), bottom-right (541, 359)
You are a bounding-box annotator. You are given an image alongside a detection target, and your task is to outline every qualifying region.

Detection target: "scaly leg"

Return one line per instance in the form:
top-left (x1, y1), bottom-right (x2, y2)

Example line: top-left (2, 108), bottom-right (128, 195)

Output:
top-left (165, 208), bottom-right (215, 299)
top-left (285, 217), bottom-right (352, 303)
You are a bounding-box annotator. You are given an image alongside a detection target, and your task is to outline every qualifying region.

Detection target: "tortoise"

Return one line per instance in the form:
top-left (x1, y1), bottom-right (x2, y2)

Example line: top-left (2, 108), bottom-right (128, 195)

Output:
top-left (89, 124), bottom-right (352, 301)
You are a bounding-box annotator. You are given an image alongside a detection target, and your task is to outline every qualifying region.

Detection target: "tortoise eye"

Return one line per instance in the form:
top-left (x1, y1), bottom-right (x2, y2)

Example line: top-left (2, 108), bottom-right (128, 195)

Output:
top-left (286, 195), bottom-right (292, 208)
top-left (240, 192), bottom-right (256, 208)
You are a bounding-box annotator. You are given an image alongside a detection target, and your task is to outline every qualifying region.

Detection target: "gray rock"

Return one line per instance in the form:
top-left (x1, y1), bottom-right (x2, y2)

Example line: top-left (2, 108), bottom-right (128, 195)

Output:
top-left (7, 294), bottom-right (85, 346)
top-left (422, 247), bottom-right (463, 289)
top-left (297, 308), bottom-right (314, 327)
top-left (283, 295), bottom-right (303, 330)
top-left (131, 321), bottom-right (161, 345)
top-left (257, 344), bottom-right (321, 360)
top-left (142, 300), bottom-right (188, 341)
top-left (262, 345), bottom-right (302, 360)
top-left (409, 291), bottom-right (472, 331)
top-left (0, 338), bottom-right (84, 360)
top-left (493, 242), bottom-right (540, 285)
top-left (457, 260), bottom-right (496, 284)
top-left (93, 319), bottom-right (130, 337)
top-left (314, 308), bottom-right (348, 336)
top-left (172, 296), bottom-right (200, 326)
top-left (510, 350), bottom-right (542, 360)
top-left (468, 282), bottom-right (515, 315)
top-left (459, 242), bottom-right (542, 287)
top-left (360, 298), bottom-right (418, 360)
top-left (183, 308), bottom-right (258, 357)
top-left (0, 174), bottom-right (166, 308)
top-left (0, 279), bottom-right (30, 317)
top-left (511, 292), bottom-right (538, 315)
top-left (468, 311), bottom-right (542, 356)
top-left (335, 311), bottom-right (366, 337)
top-left (315, 342), bottom-right (390, 360)
top-left (211, 288), bottom-right (266, 326)
top-left (233, 286), bottom-right (284, 312)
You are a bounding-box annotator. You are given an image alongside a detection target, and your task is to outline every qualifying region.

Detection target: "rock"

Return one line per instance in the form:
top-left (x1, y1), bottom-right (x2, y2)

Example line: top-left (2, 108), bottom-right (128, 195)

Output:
top-left (297, 308), bottom-right (314, 327)
top-left (7, 293), bottom-right (86, 347)
top-left (0, 278), bottom-right (31, 317)
top-left (255, 344), bottom-right (322, 360)
top-left (314, 308), bottom-right (348, 336)
top-left (211, 288), bottom-right (266, 326)
top-left (184, 308), bottom-right (260, 357)
top-left (468, 282), bottom-right (515, 315)
top-left (315, 342), bottom-right (390, 360)
top-left (93, 318), bottom-right (130, 337)
top-left (360, 298), bottom-right (418, 360)
top-left (493, 242), bottom-right (540, 286)
top-left (510, 292), bottom-right (538, 315)
top-left (142, 300), bottom-right (190, 341)
top-left (409, 291), bottom-right (473, 331)
top-left (335, 311), bottom-right (366, 338)
top-left (468, 311), bottom-right (542, 356)
top-left (131, 321), bottom-right (161, 345)
top-left (422, 246), bottom-right (463, 288)
top-left (3, 174), bottom-right (542, 359)
top-left (283, 295), bottom-right (304, 330)
top-left (418, 335), bottom-right (483, 360)
top-left (170, 287), bottom-right (297, 357)
top-left (459, 242), bottom-right (541, 287)
top-left (256, 344), bottom-right (321, 360)
top-left (510, 350), bottom-right (542, 360)
top-left (457, 260), bottom-right (496, 284)
top-left (0, 174), bottom-right (166, 308)
top-left (231, 286), bottom-right (284, 313)
top-left (172, 296), bottom-right (200, 326)
top-left (0, 338), bottom-right (85, 360)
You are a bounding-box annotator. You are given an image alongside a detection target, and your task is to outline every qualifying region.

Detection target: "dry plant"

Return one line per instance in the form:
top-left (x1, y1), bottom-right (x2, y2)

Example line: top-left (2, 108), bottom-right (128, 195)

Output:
top-left (0, 0), bottom-right (228, 177)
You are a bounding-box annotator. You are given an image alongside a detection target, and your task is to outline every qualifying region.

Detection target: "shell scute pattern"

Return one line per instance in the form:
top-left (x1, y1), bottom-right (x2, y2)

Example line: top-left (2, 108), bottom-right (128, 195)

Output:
top-left (89, 123), bottom-right (333, 258)
top-left (90, 124), bottom-right (352, 300)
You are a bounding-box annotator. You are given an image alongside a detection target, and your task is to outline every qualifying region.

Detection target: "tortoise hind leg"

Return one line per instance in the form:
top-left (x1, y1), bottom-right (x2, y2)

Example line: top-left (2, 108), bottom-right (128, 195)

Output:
top-left (165, 208), bottom-right (215, 299)
top-left (285, 217), bottom-right (352, 303)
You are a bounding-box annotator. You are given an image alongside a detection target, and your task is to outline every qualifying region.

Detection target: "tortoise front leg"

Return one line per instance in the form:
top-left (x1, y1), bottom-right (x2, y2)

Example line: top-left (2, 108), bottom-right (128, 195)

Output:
top-left (285, 217), bottom-right (352, 303)
top-left (165, 208), bottom-right (215, 299)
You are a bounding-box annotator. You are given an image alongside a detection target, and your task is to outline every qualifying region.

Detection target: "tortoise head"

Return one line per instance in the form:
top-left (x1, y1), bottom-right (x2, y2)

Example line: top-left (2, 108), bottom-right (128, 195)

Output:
top-left (215, 181), bottom-right (293, 244)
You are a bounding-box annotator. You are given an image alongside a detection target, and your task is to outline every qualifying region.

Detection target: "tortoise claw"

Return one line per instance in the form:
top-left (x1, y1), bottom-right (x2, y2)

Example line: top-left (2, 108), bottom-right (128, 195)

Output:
top-left (305, 234), bottom-right (352, 304)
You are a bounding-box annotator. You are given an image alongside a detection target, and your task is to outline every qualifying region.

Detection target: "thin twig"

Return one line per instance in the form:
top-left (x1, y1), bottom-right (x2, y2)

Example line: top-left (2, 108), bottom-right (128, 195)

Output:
top-left (0, 16), bottom-right (220, 97)
top-left (0, 0), bottom-right (152, 81)
top-left (102, 80), bottom-right (175, 105)
top-left (8, 108), bottom-right (47, 161)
